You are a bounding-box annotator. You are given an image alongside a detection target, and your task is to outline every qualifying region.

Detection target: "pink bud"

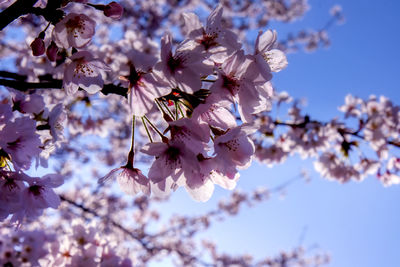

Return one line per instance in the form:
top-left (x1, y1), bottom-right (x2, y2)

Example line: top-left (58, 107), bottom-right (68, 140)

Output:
top-left (104, 2), bottom-right (123, 19)
top-left (46, 41), bottom-right (59, 62)
top-left (30, 38), bottom-right (45, 56)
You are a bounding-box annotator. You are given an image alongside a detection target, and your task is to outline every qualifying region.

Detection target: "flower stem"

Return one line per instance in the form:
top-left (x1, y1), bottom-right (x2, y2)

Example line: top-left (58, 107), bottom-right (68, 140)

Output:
top-left (127, 115), bottom-right (135, 166)
top-left (143, 115), bottom-right (168, 142)
top-left (177, 101), bottom-right (185, 117)
top-left (174, 101), bottom-right (179, 120)
top-left (141, 116), bottom-right (153, 143)
top-left (156, 99), bottom-right (174, 120)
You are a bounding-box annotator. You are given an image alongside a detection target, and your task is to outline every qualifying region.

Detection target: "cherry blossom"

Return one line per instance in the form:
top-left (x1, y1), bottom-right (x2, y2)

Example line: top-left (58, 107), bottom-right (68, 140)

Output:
top-left (211, 50), bottom-right (273, 122)
top-left (141, 140), bottom-right (200, 185)
top-left (0, 117), bottom-right (41, 170)
top-left (124, 50), bottom-right (170, 116)
top-left (154, 33), bottom-right (213, 93)
top-left (99, 165), bottom-right (150, 196)
top-left (63, 51), bottom-right (110, 95)
top-left (53, 13), bottom-right (96, 49)
top-left (11, 173), bottom-right (63, 223)
top-left (180, 4), bottom-right (241, 62)
top-left (48, 103), bottom-right (67, 142)
top-left (10, 89), bottom-right (45, 114)
top-left (254, 30), bottom-right (288, 73)
top-left (214, 124), bottom-right (257, 170)
top-left (191, 94), bottom-right (237, 131)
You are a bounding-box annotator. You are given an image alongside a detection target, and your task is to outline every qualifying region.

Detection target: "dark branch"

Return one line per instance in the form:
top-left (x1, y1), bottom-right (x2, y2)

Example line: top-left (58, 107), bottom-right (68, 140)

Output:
top-left (0, 71), bottom-right (27, 81)
top-left (0, 0), bottom-right (38, 31)
top-left (0, 76), bottom-right (128, 98)
top-left (0, 78), bottom-right (62, 89)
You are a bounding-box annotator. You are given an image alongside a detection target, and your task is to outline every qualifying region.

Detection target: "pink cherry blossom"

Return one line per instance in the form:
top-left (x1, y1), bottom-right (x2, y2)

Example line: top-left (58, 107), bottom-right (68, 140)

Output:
top-left (63, 51), bottom-right (110, 95)
top-left (0, 117), bottom-right (41, 170)
top-left (181, 4), bottom-right (241, 62)
top-left (0, 171), bottom-right (25, 220)
top-left (15, 174), bottom-right (63, 219)
top-left (338, 94), bottom-right (362, 118)
top-left (191, 94), bottom-right (237, 131)
top-left (141, 140), bottom-right (200, 185)
top-left (182, 156), bottom-right (240, 202)
top-left (11, 89), bottom-right (45, 114)
top-left (99, 166), bottom-right (150, 196)
top-left (154, 33), bottom-right (213, 93)
top-left (254, 30), bottom-right (288, 73)
top-left (0, 171), bottom-right (63, 224)
top-left (125, 51), bottom-right (170, 116)
top-left (53, 13), bottom-right (96, 49)
top-left (211, 50), bottom-right (273, 122)
top-left (214, 124), bottom-right (257, 170)
top-left (168, 117), bottom-right (210, 154)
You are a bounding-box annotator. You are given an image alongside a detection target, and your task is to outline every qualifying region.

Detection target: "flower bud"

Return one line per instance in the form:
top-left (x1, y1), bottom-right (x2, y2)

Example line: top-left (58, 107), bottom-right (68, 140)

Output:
top-left (46, 41), bottom-right (59, 62)
top-left (30, 37), bottom-right (45, 56)
top-left (104, 2), bottom-right (123, 19)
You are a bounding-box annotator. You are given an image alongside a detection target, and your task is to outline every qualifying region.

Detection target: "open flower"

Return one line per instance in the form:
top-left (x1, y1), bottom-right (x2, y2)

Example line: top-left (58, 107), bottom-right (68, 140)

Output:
top-left (154, 33), bottom-right (212, 93)
top-left (254, 30), bottom-right (288, 73)
top-left (181, 4), bottom-right (241, 62)
top-left (124, 50), bottom-right (170, 116)
top-left (0, 117), bottom-right (41, 170)
top-left (10, 172), bottom-right (63, 224)
top-left (214, 124), bottom-right (257, 169)
top-left (11, 89), bottom-right (45, 114)
top-left (141, 140), bottom-right (200, 184)
top-left (63, 51), bottom-right (110, 95)
top-left (211, 50), bottom-right (274, 122)
top-left (53, 13), bottom-right (96, 49)
top-left (99, 165), bottom-right (150, 196)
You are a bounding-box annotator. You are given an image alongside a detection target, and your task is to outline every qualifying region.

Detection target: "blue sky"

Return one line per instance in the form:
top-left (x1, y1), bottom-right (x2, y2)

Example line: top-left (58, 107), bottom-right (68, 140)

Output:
top-left (156, 1), bottom-right (400, 266)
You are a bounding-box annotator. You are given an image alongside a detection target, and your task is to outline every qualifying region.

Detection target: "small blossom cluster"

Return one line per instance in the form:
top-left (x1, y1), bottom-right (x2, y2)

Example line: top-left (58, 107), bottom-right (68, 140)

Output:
top-left (253, 92), bottom-right (400, 185)
top-left (0, 220), bottom-right (133, 267)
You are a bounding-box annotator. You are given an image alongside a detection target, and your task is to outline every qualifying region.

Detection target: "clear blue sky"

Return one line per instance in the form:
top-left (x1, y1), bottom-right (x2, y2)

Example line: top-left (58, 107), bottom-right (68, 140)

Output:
top-left (157, 1), bottom-right (400, 266)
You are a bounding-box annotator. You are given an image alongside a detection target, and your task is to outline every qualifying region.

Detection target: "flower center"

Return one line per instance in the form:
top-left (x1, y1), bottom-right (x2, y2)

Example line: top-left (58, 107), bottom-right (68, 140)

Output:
top-left (65, 16), bottom-right (85, 37)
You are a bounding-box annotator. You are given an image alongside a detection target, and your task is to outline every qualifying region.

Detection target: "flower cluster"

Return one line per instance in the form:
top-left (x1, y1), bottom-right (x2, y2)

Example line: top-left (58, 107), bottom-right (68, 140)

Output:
top-left (0, 90), bottom-right (66, 223)
top-left (0, 220), bottom-right (132, 267)
top-left (253, 93), bottom-right (400, 185)
top-left (0, 182), bottom-right (328, 267)
top-left (94, 5), bottom-right (288, 201)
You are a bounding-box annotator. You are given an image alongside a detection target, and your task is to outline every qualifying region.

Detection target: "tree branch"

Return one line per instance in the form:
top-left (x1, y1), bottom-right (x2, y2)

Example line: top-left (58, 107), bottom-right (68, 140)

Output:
top-left (0, 0), bottom-right (38, 31)
top-left (0, 77), bottom-right (128, 97)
